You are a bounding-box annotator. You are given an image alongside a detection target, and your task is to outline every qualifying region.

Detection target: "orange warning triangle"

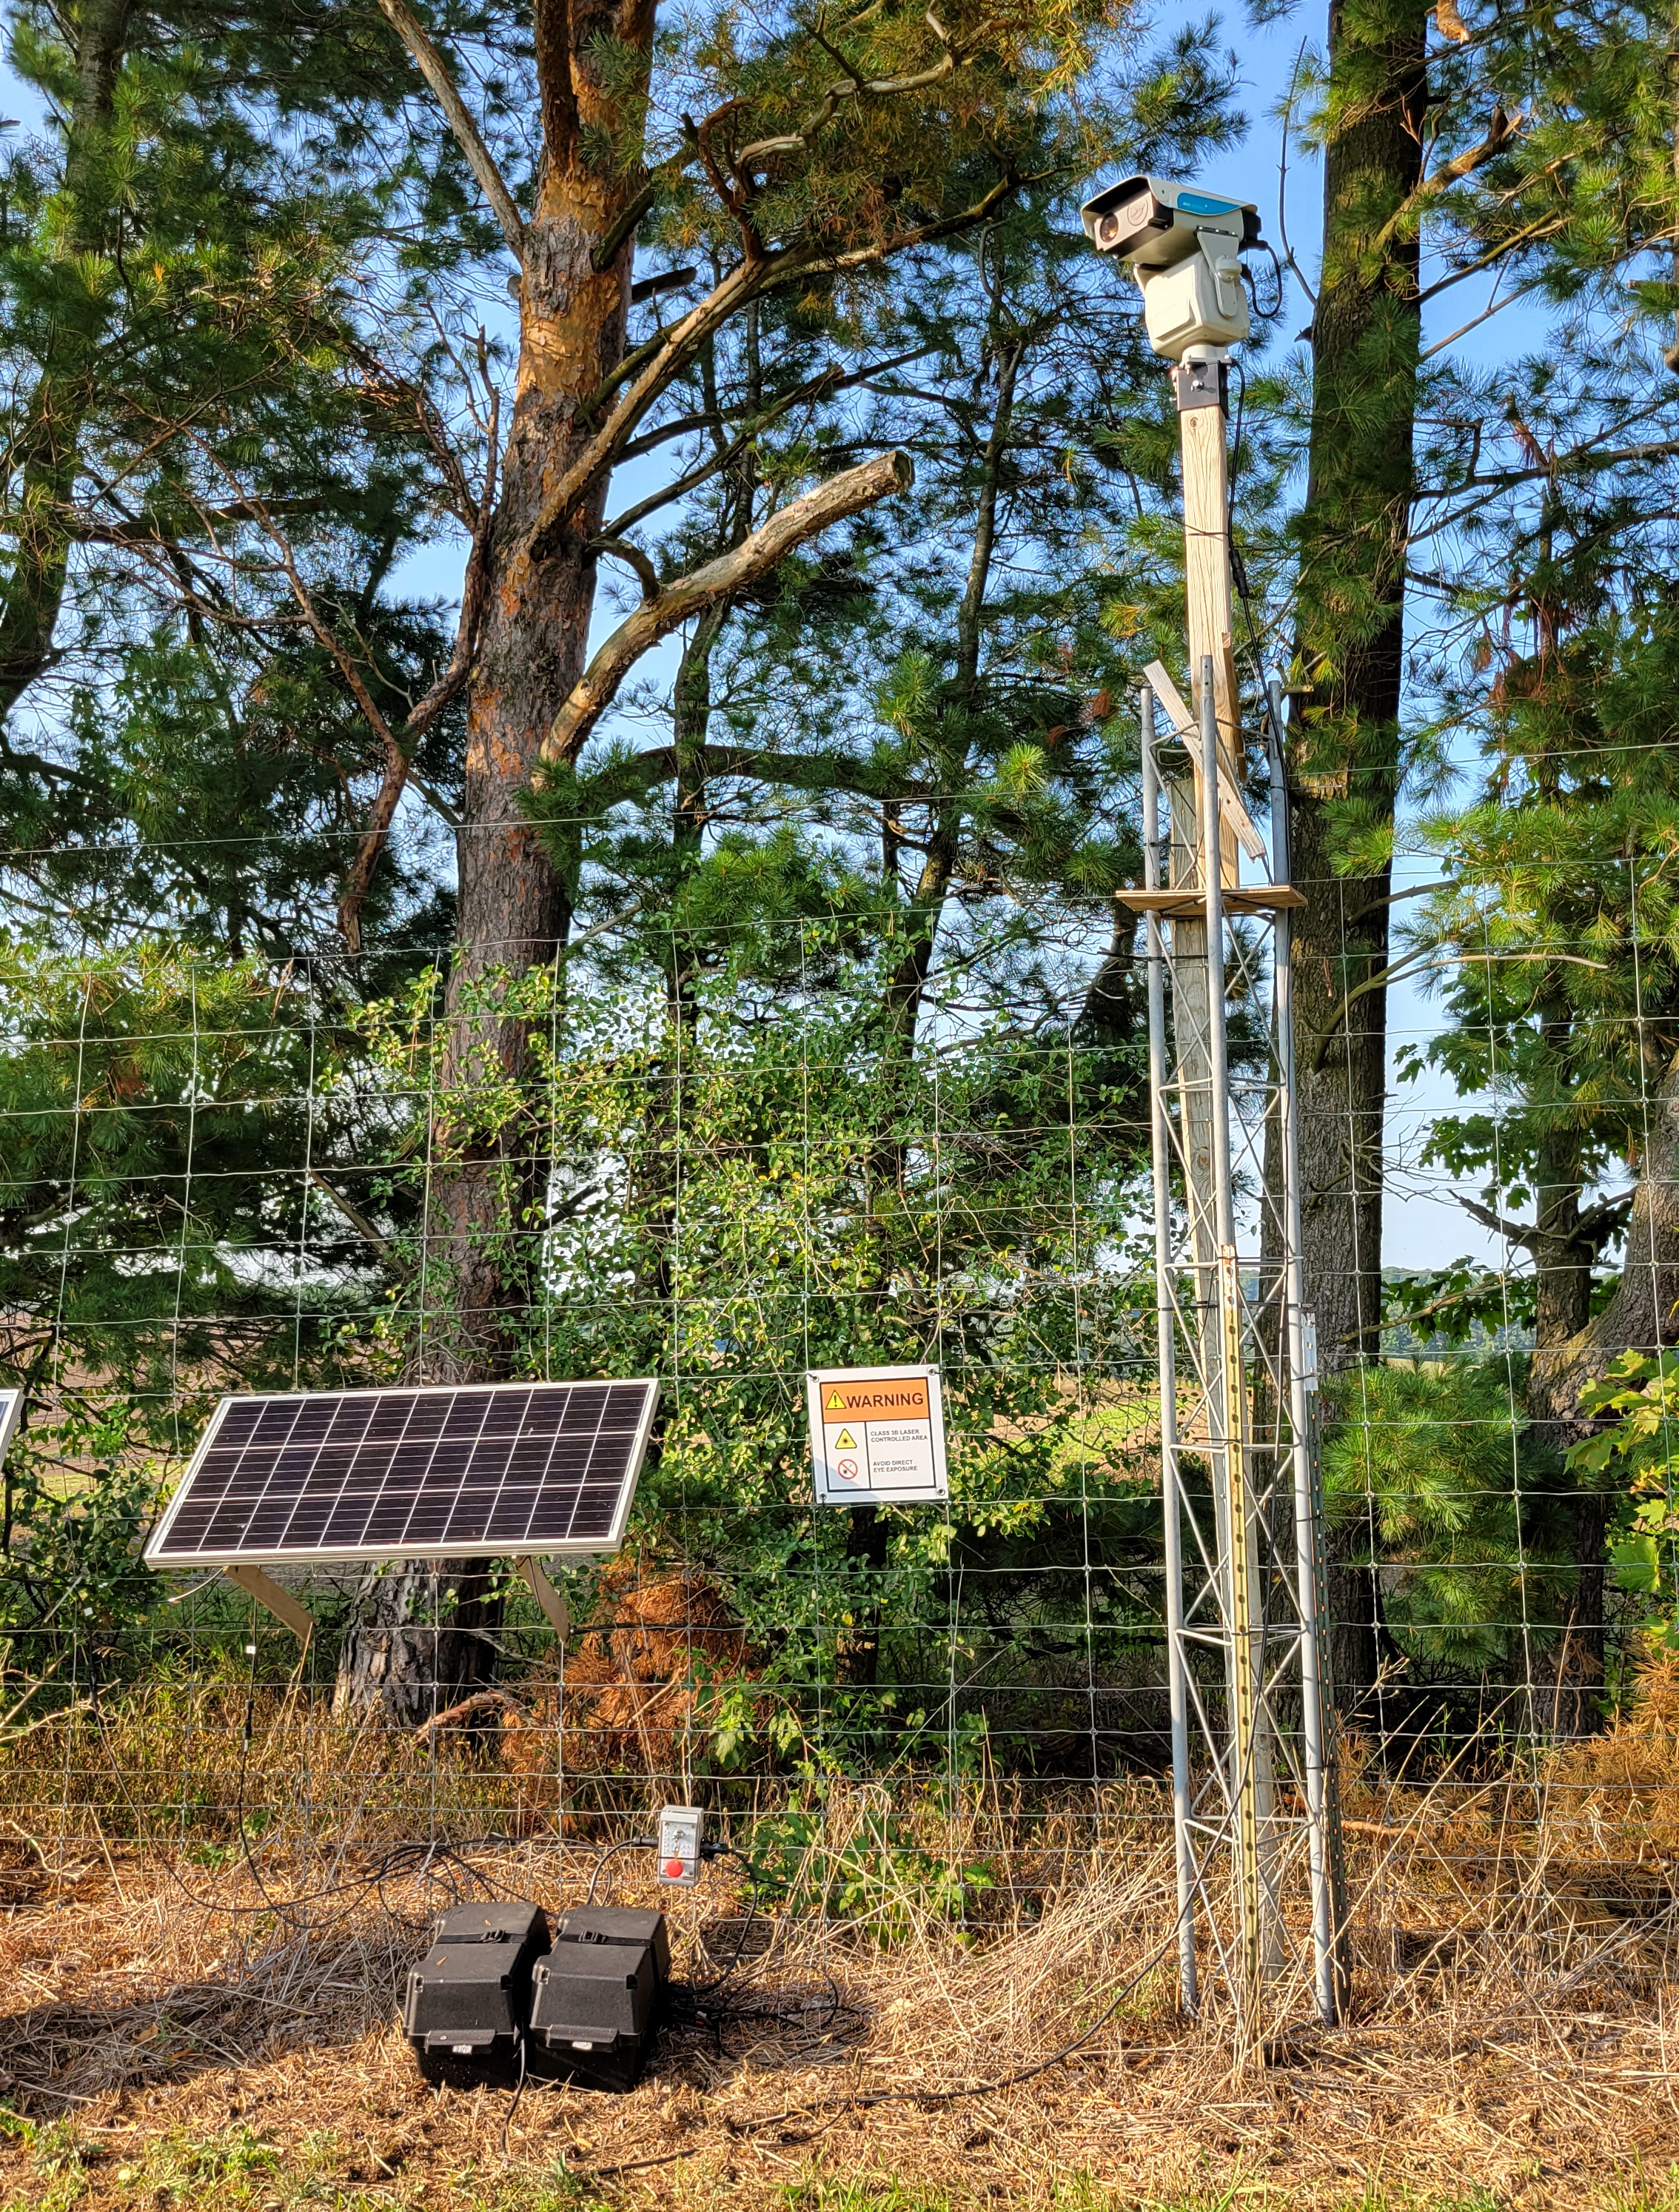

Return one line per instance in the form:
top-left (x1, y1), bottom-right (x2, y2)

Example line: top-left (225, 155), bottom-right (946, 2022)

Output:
top-left (826, 1390), bottom-right (845, 1411)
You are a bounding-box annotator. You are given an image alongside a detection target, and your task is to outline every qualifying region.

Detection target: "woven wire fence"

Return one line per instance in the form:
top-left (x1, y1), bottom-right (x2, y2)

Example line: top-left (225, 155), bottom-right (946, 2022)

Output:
top-left (0, 827), bottom-right (1669, 1977)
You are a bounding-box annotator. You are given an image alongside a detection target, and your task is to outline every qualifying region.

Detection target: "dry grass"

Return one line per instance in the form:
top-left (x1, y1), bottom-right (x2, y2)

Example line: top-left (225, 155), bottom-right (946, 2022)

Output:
top-left (3, 1777), bottom-right (1679, 2212)
top-left (10, 1650), bottom-right (1679, 2211)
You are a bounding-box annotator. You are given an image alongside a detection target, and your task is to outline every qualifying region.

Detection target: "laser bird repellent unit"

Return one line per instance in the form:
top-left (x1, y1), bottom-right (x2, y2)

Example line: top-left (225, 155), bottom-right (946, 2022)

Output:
top-left (1080, 175), bottom-right (1262, 360)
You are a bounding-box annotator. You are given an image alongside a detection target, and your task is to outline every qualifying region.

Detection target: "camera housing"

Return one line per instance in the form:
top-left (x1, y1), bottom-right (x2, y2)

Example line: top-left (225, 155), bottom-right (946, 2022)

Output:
top-left (1079, 175), bottom-right (1262, 358)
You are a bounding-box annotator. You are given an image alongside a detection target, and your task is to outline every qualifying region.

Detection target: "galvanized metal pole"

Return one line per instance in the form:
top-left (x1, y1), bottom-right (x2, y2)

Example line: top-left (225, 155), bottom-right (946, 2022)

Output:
top-left (1197, 659), bottom-right (1267, 2051)
top-left (1143, 685), bottom-right (1199, 2016)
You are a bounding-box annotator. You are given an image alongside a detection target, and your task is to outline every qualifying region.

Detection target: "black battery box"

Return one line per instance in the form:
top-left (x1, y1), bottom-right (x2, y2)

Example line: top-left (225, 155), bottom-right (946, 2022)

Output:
top-left (403, 1901), bottom-right (551, 2087)
top-left (527, 1906), bottom-right (671, 2093)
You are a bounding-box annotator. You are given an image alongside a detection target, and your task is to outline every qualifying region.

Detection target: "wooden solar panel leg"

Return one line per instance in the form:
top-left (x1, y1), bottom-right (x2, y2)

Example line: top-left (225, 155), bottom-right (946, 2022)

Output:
top-left (519, 1555), bottom-right (569, 1637)
top-left (224, 1564), bottom-right (315, 1646)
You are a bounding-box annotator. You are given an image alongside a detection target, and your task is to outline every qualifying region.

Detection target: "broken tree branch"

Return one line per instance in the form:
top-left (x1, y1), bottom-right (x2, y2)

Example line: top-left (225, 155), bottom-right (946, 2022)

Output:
top-left (375, 0), bottom-right (526, 264)
top-left (308, 1169), bottom-right (398, 1261)
top-left (538, 449), bottom-right (912, 768)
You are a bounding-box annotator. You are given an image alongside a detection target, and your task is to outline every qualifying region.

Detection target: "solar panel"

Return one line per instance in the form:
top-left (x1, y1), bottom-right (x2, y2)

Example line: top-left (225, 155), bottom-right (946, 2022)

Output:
top-left (143, 1381), bottom-right (658, 1568)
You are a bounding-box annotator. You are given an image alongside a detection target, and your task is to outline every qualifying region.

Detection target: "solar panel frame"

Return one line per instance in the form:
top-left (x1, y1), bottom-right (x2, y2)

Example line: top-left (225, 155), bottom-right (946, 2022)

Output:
top-left (0, 1390), bottom-right (21, 1471)
top-left (142, 1379), bottom-right (660, 1568)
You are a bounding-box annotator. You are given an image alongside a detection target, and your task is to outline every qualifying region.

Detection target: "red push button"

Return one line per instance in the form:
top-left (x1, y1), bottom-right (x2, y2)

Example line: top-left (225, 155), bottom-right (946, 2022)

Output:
top-left (664, 1857), bottom-right (686, 1880)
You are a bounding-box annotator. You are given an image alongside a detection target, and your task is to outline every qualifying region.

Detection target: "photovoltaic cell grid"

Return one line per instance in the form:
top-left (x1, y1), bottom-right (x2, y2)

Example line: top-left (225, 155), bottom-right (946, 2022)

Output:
top-left (144, 1381), bottom-right (658, 1566)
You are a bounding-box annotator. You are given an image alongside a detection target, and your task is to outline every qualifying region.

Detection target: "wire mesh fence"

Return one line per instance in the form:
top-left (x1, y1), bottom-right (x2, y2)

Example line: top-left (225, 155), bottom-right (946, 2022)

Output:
top-left (1, 805), bottom-right (1675, 2059)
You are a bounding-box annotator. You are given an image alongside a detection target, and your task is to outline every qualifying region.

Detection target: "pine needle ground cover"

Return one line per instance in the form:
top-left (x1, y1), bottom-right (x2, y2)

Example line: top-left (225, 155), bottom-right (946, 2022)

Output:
top-left (8, 1723), bottom-right (1679, 2212)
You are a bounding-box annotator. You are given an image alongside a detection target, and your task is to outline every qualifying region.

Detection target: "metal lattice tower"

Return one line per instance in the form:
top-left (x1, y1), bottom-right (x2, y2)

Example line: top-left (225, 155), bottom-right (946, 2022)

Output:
top-left (1127, 663), bottom-right (1350, 2054)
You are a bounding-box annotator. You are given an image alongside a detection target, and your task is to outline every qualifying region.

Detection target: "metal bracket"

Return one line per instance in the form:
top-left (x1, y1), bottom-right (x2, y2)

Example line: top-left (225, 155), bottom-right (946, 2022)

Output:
top-left (1173, 356), bottom-right (1227, 413)
top-left (224, 1564), bottom-right (314, 1646)
top-left (517, 1555), bottom-right (569, 1636)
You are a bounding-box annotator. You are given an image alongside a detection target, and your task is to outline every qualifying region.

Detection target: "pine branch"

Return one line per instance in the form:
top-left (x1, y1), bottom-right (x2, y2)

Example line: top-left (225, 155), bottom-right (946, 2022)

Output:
top-left (526, 174), bottom-right (1016, 563)
top-left (224, 394), bottom-right (499, 953)
top-left (335, 399), bottom-right (500, 948)
top-left (596, 742), bottom-right (937, 802)
top-left (375, 0), bottom-right (526, 262)
top-left (615, 342), bottom-right (935, 462)
top-left (732, 7), bottom-right (993, 167)
top-left (537, 449), bottom-right (913, 768)
top-left (1370, 104), bottom-right (1524, 258)
top-left (603, 362), bottom-right (849, 537)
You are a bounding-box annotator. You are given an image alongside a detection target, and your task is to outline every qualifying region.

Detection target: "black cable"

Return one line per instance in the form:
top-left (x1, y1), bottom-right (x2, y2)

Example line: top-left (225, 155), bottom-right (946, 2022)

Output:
top-left (566, 1916), bottom-right (1190, 2186)
top-left (499, 2030), bottom-right (529, 2159)
top-left (677, 1843), bottom-right (763, 2002)
top-left (1243, 247), bottom-right (1285, 322)
top-left (585, 1834), bottom-right (657, 1904)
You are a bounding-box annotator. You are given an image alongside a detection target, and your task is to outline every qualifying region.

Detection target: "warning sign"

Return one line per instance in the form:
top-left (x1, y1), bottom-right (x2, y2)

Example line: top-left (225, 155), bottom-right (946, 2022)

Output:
top-left (805, 1365), bottom-right (948, 1506)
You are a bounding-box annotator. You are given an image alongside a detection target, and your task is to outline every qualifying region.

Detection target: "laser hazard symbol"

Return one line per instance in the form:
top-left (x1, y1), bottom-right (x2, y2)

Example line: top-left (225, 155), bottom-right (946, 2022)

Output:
top-left (805, 1364), bottom-right (948, 1506)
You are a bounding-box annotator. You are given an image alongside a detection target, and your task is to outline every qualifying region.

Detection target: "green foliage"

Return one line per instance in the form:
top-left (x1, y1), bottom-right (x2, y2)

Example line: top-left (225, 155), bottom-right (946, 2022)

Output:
top-left (0, 941), bottom-right (378, 1416)
top-left (351, 940), bottom-right (1162, 1763)
top-left (746, 1798), bottom-right (997, 1934)
top-left (1570, 1351), bottom-right (1679, 1641)
top-left (1321, 1361), bottom-right (1574, 1672)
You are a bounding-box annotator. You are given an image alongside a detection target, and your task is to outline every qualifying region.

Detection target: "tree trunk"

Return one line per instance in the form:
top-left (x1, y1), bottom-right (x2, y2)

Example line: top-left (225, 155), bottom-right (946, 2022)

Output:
top-left (331, 1559), bottom-right (503, 1726)
top-left (0, 0), bottom-right (133, 728)
top-left (1530, 1050), bottom-right (1679, 1429)
top-left (1281, 0), bottom-right (1426, 1725)
top-left (335, 0), bottom-right (655, 1720)
top-left (429, 151), bottom-right (647, 1372)
top-left (1529, 1109), bottom-right (1606, 1733)
top-left (1524, 1057), bottom-right (1679, 1739)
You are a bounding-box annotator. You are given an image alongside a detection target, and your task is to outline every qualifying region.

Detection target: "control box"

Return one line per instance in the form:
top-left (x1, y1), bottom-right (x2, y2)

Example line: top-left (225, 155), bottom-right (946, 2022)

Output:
top-left (657, 1804), bottom-right (704, 1886)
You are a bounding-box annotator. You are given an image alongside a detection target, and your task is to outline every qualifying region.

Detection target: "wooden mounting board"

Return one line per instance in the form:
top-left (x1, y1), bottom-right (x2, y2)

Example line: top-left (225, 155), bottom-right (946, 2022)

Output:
top-left (1117, 885), bottom-right (1307, 916)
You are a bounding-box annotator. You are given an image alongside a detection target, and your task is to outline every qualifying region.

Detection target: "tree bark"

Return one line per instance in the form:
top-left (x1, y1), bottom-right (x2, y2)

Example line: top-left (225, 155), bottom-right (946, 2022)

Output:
top-left (0, 0), bottom-right (135, 728)
top-left (1290, 0), bottom-right (1427, 1373)
top-left (1530, 1050), bottom-right (1679, 1432)
top-left (429, 121), bottom-right (650, 1373)
top-left (336, 0), bottom-right (656, 1720)
top-left (1284, 0), bottom-right (1427, 1721)
top-left (331, 1559), bottom-right (503, 1726)
top-left (1520, 1052), bottom-right (1679, 1735)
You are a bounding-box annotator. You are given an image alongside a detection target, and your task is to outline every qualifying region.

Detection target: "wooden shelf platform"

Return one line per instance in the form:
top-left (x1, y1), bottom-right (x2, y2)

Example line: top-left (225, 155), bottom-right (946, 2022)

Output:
top-left (1117, 885), bottom-right (1307, 917)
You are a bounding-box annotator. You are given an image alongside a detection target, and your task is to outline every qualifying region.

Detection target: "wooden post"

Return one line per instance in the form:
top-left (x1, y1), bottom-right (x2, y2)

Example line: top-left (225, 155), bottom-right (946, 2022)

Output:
top-left (1176, 357), bottom-right (1241, 887)
top-left (1173, 363), bottom-right (1284, 2025)
top-left (1167, 353), bottom-right (1237, 1402)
